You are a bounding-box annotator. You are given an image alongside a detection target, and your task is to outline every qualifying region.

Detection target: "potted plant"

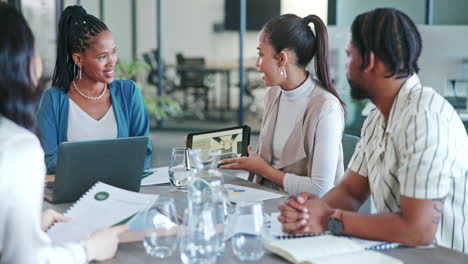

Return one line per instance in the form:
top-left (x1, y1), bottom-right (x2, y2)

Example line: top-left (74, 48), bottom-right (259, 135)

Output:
top-left (115, 59), bottom-right (181, 123)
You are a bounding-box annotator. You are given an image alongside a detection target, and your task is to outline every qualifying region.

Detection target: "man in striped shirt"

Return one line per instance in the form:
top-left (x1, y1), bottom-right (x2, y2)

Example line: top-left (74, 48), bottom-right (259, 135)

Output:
top-left (278, 8), bottom-right (468, 254)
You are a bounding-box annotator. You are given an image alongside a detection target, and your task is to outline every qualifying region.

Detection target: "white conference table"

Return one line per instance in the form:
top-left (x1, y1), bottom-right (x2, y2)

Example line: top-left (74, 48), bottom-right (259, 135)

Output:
top-left (43, 173), bottom-right (468, 264)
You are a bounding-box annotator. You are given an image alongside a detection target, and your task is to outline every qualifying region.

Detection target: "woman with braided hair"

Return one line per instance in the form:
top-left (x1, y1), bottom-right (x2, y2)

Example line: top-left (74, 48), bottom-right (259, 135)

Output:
top-left (37, 5), bottom-right (152, 174)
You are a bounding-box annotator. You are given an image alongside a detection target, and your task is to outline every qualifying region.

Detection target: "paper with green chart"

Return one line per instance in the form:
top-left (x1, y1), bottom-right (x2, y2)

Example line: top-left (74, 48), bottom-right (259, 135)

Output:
top-left (47, 181), bottom-right (158, 244)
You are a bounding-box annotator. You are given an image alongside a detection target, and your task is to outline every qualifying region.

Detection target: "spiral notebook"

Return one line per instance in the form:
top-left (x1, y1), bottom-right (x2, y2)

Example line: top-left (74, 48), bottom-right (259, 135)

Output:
top-left (269, 212), bottom-right (401, 249)
top-left (47, 181), bottom-right (158, 244)
top-left (266, 235), bottom-right (404, 264)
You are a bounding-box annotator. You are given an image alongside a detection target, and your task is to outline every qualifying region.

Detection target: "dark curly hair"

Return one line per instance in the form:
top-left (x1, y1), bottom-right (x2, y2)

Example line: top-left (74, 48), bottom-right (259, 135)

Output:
top-left (52, 5), bottom-right (108, 91)
top-left (351, 8), bottom-right (422, 79)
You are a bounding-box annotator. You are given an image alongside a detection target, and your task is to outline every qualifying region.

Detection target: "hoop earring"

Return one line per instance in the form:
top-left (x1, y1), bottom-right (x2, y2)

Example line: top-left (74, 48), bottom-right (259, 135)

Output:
top-left (78, 67), bottom-right (82, 80)
top-left (282, 66), bottom-right (287, 79)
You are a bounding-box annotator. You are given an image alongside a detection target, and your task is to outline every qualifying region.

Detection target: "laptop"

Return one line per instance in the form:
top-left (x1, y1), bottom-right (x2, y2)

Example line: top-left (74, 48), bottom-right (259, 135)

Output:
top-left (44, 136), bottom-right (148, 204)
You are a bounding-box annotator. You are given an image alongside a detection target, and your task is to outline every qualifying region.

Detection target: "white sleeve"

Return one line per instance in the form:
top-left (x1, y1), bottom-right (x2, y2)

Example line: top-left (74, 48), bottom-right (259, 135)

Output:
top-left (1, 135), bottom-right (87, 264)
top-left (283, 103), bottom-right (343, 196)
top-left (396, 111), bottom-right (457, 199)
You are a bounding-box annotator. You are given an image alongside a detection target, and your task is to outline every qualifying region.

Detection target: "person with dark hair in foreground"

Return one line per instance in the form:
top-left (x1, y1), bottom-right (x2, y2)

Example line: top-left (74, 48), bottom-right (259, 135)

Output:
top-left (0, 3), bottom-right (128, 263)
top-left (279, 8), bottom-right (468, 254)
top-left (37, 5), bottom-right (152, 174)
top-left (221, 14), bottom-right (346, 196)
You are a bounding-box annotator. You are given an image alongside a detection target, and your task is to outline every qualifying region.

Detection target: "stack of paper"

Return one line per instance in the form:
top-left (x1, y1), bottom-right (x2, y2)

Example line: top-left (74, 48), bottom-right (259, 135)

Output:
top-left (141, 167), bottom-right (170, 186)
top-left (224, 184), bottom-right (284, 203)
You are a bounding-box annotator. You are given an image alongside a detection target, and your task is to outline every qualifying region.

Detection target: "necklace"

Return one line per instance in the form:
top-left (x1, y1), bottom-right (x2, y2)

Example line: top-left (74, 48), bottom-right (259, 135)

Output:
top-left (73, 81), bottom-right (107, 101)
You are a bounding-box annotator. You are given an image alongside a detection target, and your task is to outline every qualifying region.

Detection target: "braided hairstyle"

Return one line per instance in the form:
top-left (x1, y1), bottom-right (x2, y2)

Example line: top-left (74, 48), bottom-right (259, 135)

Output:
top-left (262, 14), bottom-right (345, 110)
top-left (0, 3), bottom-right (43, 133)
top-left (52, 5), bottom-right (108, 91)
top-left (351, 8), bottom-right (422, 79)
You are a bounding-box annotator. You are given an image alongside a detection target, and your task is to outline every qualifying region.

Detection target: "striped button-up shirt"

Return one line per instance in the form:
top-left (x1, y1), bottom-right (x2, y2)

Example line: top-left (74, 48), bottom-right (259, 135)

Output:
top-left (348, 74), bottom-right (468, 253)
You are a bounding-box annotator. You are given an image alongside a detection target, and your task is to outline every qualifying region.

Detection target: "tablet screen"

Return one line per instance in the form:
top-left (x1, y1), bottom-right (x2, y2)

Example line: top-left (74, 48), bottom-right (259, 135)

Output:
top-left (189, 126), bottom-right (248, 160)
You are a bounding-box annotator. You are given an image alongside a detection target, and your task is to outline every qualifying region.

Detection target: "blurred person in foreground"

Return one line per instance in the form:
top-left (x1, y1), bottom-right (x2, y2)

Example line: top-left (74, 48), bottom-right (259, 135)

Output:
top-left (0, 3), bottom-right (128, 263)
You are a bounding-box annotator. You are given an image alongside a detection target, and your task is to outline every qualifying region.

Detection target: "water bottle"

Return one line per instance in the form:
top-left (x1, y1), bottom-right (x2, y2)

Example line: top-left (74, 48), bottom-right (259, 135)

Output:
top-left (180, 197), bottom-right (217, 264)
top-left (188, 149), bottom-right (230, 255)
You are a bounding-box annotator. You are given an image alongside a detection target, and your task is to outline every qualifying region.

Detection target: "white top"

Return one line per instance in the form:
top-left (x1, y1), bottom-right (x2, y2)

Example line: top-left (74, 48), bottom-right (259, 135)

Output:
top-left (271, 78), bottom-right (315, 166)
top-left (272, 76), bottom-right (344, 196)
top-left (67, 99), bottom-right (117, 142)
top-left (348, 74), bottom-right (468, 253)
top-left (0, 117), bottom-right (87, 263)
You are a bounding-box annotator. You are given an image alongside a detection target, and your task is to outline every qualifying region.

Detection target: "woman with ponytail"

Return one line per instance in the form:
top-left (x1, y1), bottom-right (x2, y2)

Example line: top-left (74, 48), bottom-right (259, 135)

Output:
top-left (0, 3), bottom-right (128, 263)
top-left (221, 14), bottom-right (345, 196)
top-left (37, 5), bottom-right (152, 174)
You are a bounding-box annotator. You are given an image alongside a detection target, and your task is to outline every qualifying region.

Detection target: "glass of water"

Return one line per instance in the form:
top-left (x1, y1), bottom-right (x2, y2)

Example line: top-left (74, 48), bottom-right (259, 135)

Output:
top-left (231, 201), bottom-right (265, 261)
top-left (169, 147), bottom-right (192, 189)
top-left (143, 196), bottom-right (180, 258)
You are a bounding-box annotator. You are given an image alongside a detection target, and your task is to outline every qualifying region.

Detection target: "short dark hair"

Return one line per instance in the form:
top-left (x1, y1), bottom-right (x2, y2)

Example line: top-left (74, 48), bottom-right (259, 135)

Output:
top-left (52, 5), bottom-right (108, 91)
top-left (262, 14), bottom-right (345, 110)
top-left (0, 3), bottom-right (43, 132)
top-left (351, 8), bottom-right (422, 79)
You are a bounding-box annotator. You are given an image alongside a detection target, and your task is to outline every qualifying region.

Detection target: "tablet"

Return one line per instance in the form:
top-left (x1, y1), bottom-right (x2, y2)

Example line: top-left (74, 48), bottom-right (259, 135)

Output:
top-left (187, 125), bottom-right (251, 161)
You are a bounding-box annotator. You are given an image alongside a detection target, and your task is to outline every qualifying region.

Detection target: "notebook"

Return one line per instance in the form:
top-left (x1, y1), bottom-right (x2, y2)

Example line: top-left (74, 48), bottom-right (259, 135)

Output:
top-left (269, 212), bottom-right (401, 249)
top-left (266, 235), bottom-right (404, 264)
top-left (269, 212), bottom-right (330, 239)
top-left (47, 181), bottom-right (158, 244)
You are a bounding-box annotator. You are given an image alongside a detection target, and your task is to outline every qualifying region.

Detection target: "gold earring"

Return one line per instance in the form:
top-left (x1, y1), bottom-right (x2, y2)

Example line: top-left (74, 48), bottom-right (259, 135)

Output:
top-left (282, 67), bottom-right (287, 79)
top-left (79, 67), bottom-right (82, 80)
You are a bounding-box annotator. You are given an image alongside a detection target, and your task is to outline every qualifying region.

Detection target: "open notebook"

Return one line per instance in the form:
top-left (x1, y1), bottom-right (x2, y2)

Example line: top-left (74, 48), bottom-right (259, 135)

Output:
top-left (266, 235), bottom-right (404, 264)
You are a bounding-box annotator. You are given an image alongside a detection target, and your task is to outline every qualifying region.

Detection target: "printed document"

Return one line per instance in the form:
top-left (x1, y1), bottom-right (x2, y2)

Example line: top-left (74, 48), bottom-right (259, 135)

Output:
top-left (141, 167), bottom-right (170, 186)
top-left (224, 183), bottom-right (284, 203)
top-left (47, 182), bottom-right (157, 243)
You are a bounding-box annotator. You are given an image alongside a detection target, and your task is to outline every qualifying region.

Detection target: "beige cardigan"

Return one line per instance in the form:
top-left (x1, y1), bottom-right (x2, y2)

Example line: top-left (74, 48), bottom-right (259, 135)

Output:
top-left (253, 82), bottom-right (344, 194)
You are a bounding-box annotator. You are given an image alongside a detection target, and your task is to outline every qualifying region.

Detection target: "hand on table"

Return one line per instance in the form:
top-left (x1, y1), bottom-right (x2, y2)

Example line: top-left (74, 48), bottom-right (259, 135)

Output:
top-left (278, 193), bottom-right (334, 234)
top-left (84, 224), bottom-right (129, 262)
top-left (41, 209), bottom-right (70, 231)
top-left (219, 146), bottom-right (269, 176)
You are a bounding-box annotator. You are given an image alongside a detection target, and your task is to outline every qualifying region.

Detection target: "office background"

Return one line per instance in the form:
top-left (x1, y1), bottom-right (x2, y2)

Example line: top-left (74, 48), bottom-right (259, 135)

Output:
top-left (4, 0), bottom-right (468, 166)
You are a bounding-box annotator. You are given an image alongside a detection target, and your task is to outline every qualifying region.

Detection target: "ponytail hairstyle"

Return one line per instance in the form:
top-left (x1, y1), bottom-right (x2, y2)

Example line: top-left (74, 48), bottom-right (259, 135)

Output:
top-left (262, 14), bottom-right (345, 111)
top-left (0, 3), bottom-right (43, 133)
top-left (52, 5), bottom-right (108, 91)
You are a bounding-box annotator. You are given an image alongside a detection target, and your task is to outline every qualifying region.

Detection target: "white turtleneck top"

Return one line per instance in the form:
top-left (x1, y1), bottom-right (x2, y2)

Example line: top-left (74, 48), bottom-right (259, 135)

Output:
top-left (271, 75), bottom-right (344, 196)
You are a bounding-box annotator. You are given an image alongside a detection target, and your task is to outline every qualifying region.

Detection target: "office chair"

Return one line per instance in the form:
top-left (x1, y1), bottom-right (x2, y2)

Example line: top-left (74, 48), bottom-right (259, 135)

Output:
top-left (175, 53), bottom-right (211, 117)
top-left (342, 134), bottom-right (360, 168)
top-left (142, 49), bottom-right (175, 94)
top-left (341, 133), bottom-right (375, 214)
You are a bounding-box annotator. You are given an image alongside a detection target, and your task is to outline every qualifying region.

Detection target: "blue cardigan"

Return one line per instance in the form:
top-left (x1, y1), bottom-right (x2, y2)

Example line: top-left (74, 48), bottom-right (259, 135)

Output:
top-left (37, 80), bottom-right (152, 174)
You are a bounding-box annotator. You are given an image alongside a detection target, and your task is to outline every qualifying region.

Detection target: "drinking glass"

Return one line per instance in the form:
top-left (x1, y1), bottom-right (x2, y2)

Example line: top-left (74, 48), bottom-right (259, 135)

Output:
top-left (180, 204), bottom-right (217, 264)
top-left (213, 189), bottom-right (231, 255)
top-left (143, 196), bottom-right (180, 258)
top-left (169, 147), bottom-right (193, 189)
top-left (231, 201), bottom-right (265, 261)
